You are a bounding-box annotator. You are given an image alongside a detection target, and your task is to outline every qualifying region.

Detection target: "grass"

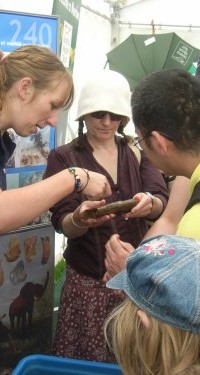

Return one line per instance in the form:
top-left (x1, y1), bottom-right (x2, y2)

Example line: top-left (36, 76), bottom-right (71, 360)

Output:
top-left (54, 258), bottom-right (66, 285)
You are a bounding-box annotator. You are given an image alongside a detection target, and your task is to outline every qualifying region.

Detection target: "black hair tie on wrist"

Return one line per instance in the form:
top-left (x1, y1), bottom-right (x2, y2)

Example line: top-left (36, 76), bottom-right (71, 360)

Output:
top-left (79, 168), bottom-right (90, 193)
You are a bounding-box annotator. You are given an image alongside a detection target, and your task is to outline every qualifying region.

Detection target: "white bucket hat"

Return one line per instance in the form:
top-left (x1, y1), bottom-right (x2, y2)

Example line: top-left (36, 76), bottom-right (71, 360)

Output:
top-left (76, 70), bottom-right (132, 126)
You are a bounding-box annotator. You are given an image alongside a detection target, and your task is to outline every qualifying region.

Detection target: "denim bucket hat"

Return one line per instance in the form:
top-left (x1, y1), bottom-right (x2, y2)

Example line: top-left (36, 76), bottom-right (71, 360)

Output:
top-left (107, 235), bottom-right (200, 334)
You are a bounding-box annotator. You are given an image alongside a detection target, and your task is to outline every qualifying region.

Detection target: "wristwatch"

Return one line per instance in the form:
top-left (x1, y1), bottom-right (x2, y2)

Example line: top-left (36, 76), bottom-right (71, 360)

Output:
top-left (145, 192), bottom-right (155, 206)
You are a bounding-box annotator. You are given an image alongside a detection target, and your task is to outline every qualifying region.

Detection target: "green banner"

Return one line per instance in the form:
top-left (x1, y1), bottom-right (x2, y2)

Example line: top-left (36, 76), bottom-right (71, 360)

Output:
top-left (52, 0), bottom-right (81, 146)
top-left (52, 0), bottom-right (82, 72)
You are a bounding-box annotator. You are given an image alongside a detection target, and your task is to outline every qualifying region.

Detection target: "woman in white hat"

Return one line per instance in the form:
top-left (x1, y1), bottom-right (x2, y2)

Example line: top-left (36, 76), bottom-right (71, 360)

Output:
top-left (45, 69), bottom-right (168, 362)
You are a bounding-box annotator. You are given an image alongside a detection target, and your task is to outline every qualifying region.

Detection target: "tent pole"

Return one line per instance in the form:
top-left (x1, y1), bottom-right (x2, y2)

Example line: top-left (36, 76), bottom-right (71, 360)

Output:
top-left (119, 21), bottom-right (200, 30)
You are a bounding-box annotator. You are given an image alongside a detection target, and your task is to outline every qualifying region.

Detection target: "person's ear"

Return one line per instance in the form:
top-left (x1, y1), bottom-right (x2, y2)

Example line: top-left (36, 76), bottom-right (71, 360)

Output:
top-left (137, 309), bottom-right (151, 329)
top-left (150, 130), bottom-right (170, 155)
top-left (18, 77), bottom-right (34, 101)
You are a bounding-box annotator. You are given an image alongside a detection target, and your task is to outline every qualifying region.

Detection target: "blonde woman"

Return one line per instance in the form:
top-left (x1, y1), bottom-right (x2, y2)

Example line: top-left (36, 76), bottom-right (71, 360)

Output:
top-left (0, 45), bottom-right (111, 234)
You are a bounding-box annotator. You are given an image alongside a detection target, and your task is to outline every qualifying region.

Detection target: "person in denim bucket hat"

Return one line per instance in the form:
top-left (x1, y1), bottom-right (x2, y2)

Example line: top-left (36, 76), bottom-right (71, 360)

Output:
top-left (104, 234), bottom-right (200, 375)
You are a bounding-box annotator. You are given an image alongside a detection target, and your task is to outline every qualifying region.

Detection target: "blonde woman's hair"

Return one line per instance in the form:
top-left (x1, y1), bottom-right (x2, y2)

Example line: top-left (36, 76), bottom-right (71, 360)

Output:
top-left (0, 45), bottom-right (74, 111)
top-left (104, 298), bottom-right (200, 375)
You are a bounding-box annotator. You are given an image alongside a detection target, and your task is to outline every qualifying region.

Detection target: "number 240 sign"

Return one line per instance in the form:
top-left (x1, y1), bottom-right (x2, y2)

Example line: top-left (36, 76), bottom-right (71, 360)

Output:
top-left (0, 10), bottom-right (58, 53)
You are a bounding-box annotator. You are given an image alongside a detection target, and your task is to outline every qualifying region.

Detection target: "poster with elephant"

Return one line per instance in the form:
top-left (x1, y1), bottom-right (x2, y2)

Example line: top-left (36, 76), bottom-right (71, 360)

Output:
top-left (0, 224), bottom-right (54, 368)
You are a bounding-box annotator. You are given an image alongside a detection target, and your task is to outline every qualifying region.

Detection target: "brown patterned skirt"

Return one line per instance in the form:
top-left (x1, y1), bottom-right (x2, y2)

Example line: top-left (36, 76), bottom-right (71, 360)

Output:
top-left (52, 266), bottom-right (122, 363)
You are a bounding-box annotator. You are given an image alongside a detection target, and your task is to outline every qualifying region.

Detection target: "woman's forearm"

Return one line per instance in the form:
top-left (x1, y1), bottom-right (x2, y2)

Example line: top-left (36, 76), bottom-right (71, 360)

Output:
top-left (0, 168), bottom-right (111, 234)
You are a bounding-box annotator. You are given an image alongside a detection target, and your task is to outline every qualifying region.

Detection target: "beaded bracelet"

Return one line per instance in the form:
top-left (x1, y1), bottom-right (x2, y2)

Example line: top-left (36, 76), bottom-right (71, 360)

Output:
top-left (68, 167), bottom-right (90, 193)
top-left (69, 167), bottom-right (82, 192)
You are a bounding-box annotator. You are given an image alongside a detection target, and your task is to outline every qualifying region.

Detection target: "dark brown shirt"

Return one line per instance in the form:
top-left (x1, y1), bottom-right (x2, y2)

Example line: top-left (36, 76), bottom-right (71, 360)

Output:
top-left (45, 135), bottom-right (168, 279)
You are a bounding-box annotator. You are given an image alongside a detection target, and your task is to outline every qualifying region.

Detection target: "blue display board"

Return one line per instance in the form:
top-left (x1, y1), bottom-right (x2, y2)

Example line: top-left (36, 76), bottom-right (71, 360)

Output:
top-left (0, 10), bottom-right (58, 52)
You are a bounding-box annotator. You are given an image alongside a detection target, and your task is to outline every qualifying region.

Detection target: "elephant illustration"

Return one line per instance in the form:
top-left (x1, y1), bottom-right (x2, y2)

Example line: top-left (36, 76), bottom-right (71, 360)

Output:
top-left (9, 271), bottom-right (49, 330)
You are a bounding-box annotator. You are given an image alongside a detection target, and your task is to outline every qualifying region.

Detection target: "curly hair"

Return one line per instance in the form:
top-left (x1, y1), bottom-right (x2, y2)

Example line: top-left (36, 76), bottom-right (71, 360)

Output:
top-left (131, 69), bottom-right (200, 152)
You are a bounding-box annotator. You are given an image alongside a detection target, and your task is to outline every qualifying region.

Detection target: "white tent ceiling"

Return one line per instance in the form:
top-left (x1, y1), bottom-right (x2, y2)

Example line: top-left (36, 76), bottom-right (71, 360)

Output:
top-left (103, 0), bottom-right (144, 7)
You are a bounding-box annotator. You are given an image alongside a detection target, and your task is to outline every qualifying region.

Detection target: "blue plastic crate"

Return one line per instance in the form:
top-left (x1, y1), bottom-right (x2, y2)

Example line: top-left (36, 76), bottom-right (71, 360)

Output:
top-left (12, 354), bottom-right (122, 375)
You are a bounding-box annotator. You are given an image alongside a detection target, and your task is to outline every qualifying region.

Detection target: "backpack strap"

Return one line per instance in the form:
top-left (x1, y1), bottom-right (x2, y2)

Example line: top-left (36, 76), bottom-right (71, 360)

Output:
top-left (184, 181), bottom-right (200, 213)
